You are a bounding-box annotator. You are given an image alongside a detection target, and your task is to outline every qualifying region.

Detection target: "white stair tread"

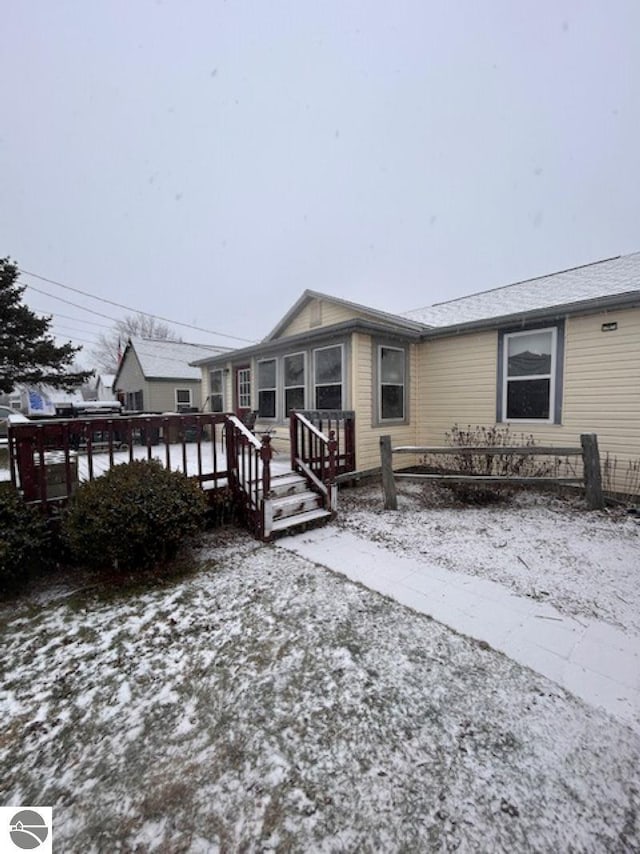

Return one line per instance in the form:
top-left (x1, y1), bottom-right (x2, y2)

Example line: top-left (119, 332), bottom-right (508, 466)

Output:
top-left (271, 507), bottom-right (332, 532)
top-left (272, 490), bottom-right (321, 508)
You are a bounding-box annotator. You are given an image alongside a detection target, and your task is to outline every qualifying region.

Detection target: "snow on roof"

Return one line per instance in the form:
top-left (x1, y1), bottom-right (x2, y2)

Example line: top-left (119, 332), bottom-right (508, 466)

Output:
top-left (129, 337), bottom-right (227, 380)
top-left (97, 374), bottom-right (115, 388)
top-left (403, 253), bottom-right (640, 328)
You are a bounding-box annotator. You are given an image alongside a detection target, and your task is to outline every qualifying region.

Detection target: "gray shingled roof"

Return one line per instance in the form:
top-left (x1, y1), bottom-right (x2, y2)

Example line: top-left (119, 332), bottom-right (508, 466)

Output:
top-left (130, 337), bottom-right (227, 380)
top-left (403, 253), bottom-right (640, 328)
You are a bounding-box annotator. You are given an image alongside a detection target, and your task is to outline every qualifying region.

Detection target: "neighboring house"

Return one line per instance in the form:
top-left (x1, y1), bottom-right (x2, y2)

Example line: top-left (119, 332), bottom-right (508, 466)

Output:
top-left (113, 337), bottom-right (228, 413)
top-left (193, 252), bottom-right (640, 492)
top-left (95, 373), bottom-right (116, 401)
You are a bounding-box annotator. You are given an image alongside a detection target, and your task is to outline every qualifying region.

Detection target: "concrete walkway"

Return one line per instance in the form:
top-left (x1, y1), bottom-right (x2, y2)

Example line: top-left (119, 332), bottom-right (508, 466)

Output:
top-left (277, 526), bottom-right (640, 734)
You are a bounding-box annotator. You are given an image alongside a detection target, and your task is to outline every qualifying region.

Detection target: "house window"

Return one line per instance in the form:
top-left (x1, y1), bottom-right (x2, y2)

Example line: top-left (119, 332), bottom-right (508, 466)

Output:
top-left (237, 368), bottom-right (251, 410)
top-left (209, 369), bottom-right (224, 413)
top-left (501, 327), bottom-right (558, 422)
top-left (125, 391), bottom-right (143, 411)
top-left (379, 346), bottom-right (405, 420)
top-left (176, 389), bottom-right (192, 412)
top-left (284, 352), bottom-right (305, 414)
top-left (314, 345), bottom-right (342, 409)
top-left (257, 359), bottom-right (277, 418)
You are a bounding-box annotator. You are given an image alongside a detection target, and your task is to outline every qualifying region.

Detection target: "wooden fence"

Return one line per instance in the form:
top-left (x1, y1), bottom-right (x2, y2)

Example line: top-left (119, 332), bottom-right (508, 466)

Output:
top-left (379, 433), bottom-right (604, 510)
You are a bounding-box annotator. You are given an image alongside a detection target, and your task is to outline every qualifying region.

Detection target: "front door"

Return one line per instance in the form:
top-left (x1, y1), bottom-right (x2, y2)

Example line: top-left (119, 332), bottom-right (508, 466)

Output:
top-left (234, 366), bottom-right (252, 420)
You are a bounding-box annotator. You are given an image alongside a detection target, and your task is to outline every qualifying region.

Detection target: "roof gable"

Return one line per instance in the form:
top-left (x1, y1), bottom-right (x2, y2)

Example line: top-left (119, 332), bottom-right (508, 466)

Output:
top-left (265, 289), bottom-right (426, 341)
top-left (403, 253), bottom-right (640, 329)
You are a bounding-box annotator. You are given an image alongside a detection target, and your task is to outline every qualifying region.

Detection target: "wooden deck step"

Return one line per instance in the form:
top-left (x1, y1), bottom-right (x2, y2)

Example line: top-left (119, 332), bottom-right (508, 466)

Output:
top-left (272, 490), bottom-right (324, 520)
top-left (271, 507), bottom-right (333, 534)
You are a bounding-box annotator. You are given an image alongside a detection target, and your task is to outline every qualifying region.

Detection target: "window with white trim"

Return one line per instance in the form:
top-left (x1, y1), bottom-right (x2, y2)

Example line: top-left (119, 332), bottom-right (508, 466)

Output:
top-left (502, 327), bottom-right (557, 421)
top-left (284, 352), bottom-right (305, 414)
top-left (314, 345), bottom-right (342, 409)
top-left (175, 388), bottom-right (192, 412)
top-left (237, 368), bottom-right (251, 410)
top-left (257, 359), bottom-right (277, 418)
top-left (209, 369), bottom-right (224, 413)
top-left (379, 345), bottom-right (405, 420)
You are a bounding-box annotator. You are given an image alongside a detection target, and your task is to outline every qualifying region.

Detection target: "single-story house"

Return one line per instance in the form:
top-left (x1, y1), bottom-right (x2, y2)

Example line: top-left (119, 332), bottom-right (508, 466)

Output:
top-left (192, 252), bottom-right (640, 493)
top-left (113, 337), bottom-right (228, 413)
top-left (95, 373), bottom-right (116, 401)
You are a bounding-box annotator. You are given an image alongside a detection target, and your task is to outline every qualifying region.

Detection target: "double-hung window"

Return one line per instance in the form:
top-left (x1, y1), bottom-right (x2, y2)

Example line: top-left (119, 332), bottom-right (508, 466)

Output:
top-left (209, 369), bottom-right (224, 413)
top-left (284, 353), bottom-right (305, 414)
top-left (257, 359), bottom-right (277, 418)
top-left (501, 327), bottom-right (559, 422)
top-left (379, 346), bottom-right (405, 420)
top-left (314, 345), bottom-right (342, 409)
top-left (176, 388), bottom-right (192, 412)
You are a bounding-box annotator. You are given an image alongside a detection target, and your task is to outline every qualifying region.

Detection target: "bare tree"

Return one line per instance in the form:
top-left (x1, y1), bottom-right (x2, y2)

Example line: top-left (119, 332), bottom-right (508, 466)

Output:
top-left (92, 313), bottom-right (179, 372)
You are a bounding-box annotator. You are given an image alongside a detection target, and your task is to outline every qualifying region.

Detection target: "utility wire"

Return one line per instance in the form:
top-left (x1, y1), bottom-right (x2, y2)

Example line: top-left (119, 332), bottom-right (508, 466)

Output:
top-left (25, 283), bottom-right (125, 324)
top-left (50, 323), bottom-right (102, 339)
top-left (20, 267), bottom-right (257, 344)
top-left (31, 307), bottom-right (114, 330)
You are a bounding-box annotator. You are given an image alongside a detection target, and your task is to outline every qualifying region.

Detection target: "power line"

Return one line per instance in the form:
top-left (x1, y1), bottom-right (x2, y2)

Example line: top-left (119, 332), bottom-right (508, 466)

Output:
top-left (25, 283), bottom-right (124, 324)
top-left (52, 333), bottom-right (97, 347)
top-left (31, 307), bottom-right (114, 330)
top-left (50, 323), bottom-right (102, 339)
top-left (19, 267), bottom-right (257, 345)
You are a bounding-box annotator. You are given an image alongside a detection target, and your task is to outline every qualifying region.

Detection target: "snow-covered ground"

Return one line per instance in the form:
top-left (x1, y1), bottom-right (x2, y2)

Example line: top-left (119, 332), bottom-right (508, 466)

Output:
top-left (1, 489), bottom-right (640, 852)
top-left (337, 482), bottom-right (640, 636)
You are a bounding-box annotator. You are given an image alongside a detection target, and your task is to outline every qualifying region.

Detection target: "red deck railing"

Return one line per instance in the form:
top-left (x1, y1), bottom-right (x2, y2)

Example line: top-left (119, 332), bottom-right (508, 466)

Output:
top-left (224, 415), bottom-right (273, 538)
top-left (8, 413), bottom-right (230, 507)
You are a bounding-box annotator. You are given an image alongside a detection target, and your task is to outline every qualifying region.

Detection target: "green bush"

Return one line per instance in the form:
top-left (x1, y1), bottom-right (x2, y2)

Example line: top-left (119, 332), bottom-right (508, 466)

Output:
top-left (0, 484), bottom-right (49, 592)
top-left (62, 460), bottom-right (208, 571)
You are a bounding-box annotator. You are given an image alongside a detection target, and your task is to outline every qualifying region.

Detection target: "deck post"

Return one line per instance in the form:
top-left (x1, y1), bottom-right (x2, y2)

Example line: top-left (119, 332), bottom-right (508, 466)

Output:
top-left (380, 435), bottom-right (398, 510)
top-left (581, 433), bottom-right (604, 510)
top-left (289, 411), bottom-right (298, 471)
top-left (327, 429), bottom-right (338, 511)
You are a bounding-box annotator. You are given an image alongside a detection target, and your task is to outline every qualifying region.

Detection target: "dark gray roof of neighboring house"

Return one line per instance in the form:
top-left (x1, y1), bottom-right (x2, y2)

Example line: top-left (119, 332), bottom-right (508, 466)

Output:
top-left (403, 252), bottom-right (640, 329)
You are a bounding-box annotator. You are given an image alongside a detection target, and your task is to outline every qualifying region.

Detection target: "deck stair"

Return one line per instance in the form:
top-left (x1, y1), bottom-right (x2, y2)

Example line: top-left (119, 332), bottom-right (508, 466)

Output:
top-left (248, 471), bottom-right (333, 536)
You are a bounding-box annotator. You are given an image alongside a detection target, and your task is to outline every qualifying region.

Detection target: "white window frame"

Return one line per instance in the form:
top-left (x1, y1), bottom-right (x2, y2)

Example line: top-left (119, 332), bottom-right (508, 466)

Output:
top-left (378, 345), bottom-right (406, 422)
top-left (502, 326), bottom-right (557, 424)
top-left (175, 388), bottom-right (192, 412)
top-left (257, 358), bottom-right (277, 419)
top-left (283, 351), bottom-right (306, 416)
top-left (237, 367), bottom-right (251, 410)
top-left (209, 369), bottom-right (224, 413)
top-left (313, 344), bottom-right (344, 410)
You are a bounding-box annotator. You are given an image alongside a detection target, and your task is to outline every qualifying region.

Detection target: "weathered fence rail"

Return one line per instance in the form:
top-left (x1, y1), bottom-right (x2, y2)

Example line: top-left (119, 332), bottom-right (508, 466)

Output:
top-left (379, 433), bottom-right (604, 510)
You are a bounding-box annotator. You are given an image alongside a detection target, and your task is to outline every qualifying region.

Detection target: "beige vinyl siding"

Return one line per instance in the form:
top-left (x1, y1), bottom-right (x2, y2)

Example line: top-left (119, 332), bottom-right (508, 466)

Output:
top-left (417, 307), bottom-right (640, 495)
top-left (278, 298), bottom-right (375, 339)
top-left (417, 330), bottom-right (497, 446)
top-left (352, 333), bottom-right (419, 471)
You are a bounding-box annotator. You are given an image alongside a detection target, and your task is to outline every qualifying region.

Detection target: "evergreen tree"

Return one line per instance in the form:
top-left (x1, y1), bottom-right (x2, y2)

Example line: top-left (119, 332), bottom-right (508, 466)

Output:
top-left (0, 258), bottom-right (92, 393)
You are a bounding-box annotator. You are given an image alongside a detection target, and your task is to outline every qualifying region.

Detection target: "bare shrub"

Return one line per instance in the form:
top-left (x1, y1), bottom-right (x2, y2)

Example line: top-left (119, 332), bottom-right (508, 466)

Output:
top-left (421, 424), bottom-right (558, 506)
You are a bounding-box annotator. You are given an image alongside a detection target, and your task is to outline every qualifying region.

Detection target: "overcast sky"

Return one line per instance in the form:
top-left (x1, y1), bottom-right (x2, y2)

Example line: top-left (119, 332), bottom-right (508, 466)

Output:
top-left (2, 1), bottom-right (639, 361)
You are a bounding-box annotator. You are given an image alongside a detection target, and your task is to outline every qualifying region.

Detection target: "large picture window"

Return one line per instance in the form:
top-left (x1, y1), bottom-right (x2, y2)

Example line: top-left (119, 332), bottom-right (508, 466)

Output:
top-left (284, 353), bottom-right (305, 414)
top-left (502, 327), bottom-right (558, 422)
top-left (379, 346), bottom-right (405, 420)
top-left (257, 359), bottom-right (277, 418)
top-left (314, 345), bottom-right (342, 409)
top-left (209, 369), bottom-right (224, 413)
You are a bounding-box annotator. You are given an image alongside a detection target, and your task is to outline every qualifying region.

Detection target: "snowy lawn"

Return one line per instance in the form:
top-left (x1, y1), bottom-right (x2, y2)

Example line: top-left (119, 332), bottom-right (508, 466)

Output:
top-left (337, 481), bottom-right (640, 637)
top-left (1, 522), bottom-right (639, 852)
